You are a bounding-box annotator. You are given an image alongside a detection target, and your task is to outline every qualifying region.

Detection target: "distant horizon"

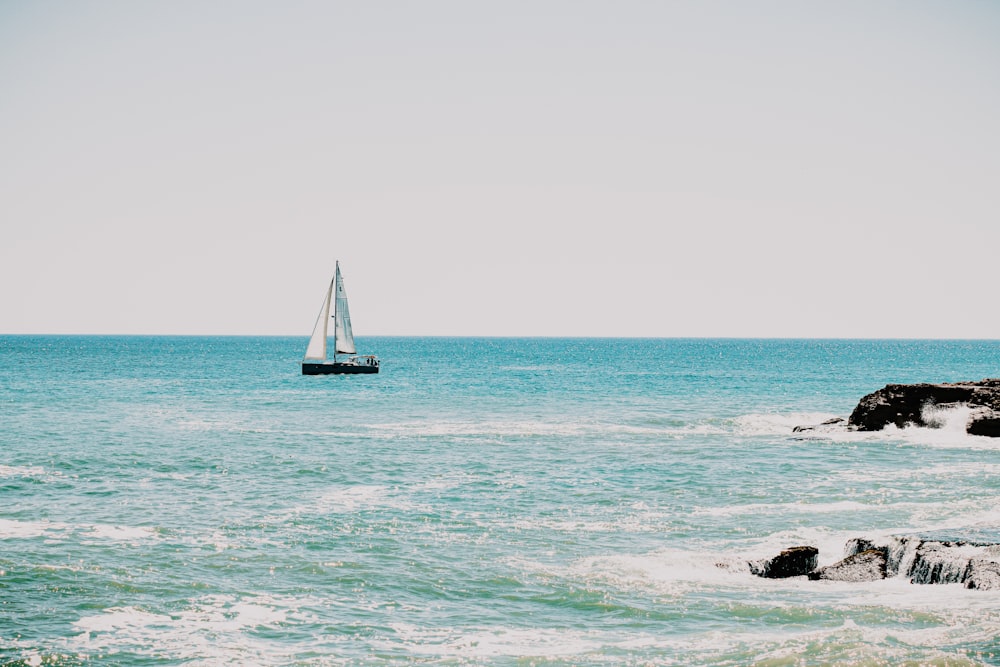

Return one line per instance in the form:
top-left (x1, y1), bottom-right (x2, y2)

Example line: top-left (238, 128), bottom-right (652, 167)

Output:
top-left (3, 332), bottom-right (998, 342)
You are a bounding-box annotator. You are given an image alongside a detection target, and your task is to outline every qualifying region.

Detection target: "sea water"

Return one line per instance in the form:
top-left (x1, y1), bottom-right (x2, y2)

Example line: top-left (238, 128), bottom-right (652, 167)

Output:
top-left (2, 336), bottom-right (1000, 666)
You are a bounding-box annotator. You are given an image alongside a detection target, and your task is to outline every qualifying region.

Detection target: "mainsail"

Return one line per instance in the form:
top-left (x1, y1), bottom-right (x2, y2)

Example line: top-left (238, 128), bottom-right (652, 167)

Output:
top-left (303, 276), bottom-right (334, 360)
top-left (333, 262), bottom-right (356, 355)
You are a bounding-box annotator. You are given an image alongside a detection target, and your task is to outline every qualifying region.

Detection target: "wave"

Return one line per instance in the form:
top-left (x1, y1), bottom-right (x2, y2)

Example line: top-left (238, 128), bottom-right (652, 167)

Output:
top-left (0, 518), bottom-right (157, 543)
top-left (68, 597), bottom-right (998, 665)
top-left (786, 404), bottom-right (1000, 451)
top-left (367, 616), bottom-right (991, 665)
top-left (70, 595), bottom-right (295, 663)
top-left (381, 623), bottom-right (605, 659)
top-left (146, 405), bottom-right (1000, 447)
top-left (266, 483), bottom-right (438, 524)
top-left (0, 464), bottom-right (50, 478)
top-left (365, 413), bottom-right (844, 440)
top-left (697, 500), bottom-right (876, 518)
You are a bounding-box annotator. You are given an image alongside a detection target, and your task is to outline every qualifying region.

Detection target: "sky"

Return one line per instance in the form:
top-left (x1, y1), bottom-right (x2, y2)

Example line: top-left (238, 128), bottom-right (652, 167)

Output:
top-left (1, 1), bottom-right (998, 337)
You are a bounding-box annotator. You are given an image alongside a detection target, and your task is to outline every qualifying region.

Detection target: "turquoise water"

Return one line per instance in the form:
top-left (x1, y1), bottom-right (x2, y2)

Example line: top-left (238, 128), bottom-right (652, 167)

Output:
top-left (2, 336), bottom-right (1000, 665)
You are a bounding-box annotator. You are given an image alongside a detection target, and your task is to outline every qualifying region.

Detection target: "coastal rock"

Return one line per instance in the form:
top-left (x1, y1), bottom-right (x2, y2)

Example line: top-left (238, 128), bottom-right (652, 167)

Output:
top-left (792, 417), bottom-right (847, 434)
top-left (749, 546), bottom-right (818, 579)
top-left (839, 533), bottom-right (1000, 588)
top-left (968, 407), bottom-right (1000, 437)
top-left (848, 379), bottom-right (1000, 436)
top-left (965, 560), bottom-right (1000, 590)
top-left (808, 548), bottom-right (887, 582)
top-left (908, 542), bottom-right (978, 585)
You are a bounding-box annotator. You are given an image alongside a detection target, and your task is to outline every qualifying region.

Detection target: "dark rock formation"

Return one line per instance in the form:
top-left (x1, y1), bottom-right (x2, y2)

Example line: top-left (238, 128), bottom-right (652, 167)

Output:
top-left (908, 541), bottom-right (975, 585)
top-left (749, 546), bottom-right (818, 578)
top-left (968, 407), bottom-right (1000, 437)
top-left (848, 379), bottom-right (1000, 437)
top-left (743, 532), bottom-right (1000, 588)
top-left (837, 533), bottom-right (1000, 589)
top-left (808, 548), bottom-right (887, 582)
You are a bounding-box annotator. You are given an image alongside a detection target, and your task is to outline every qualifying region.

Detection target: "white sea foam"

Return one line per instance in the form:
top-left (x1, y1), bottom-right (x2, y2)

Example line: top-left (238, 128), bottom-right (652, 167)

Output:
top-left (921, 402), bottom-right (977, 431)
top-left (572, 550), bottom-right (734, 592)
top-left (371, 420), bottom-right (593, 438)
top-left (790, 402), bottom-right (1000, 450)
top-left (376, 618), bottom-right (985, 665)
top-left (70, 595), bottom-right (297, 664)
top-left (731, 616), bottom-right (987, 666)
top-left (0, 518), bottom-right (157, 543)
top-left (697, 499), bottom-right (875, 518)
top-left (364, 417), bottom-right (720, 444)
top-left (0, 519), bottom-right (71, 539)
top-left (833, 460), bottom-right (1000, 484)
top-left (898, 496), bottom-right (1000, 534)
top-left (0, 464), bottom-right (49, 478)
top-left (272, 484), bottom-right (428, 523)
top-left (74, 607), bottom-right (173, 634)
top-left (506, 515), bottom-right (663, 534)
top-left (82, 524), bottom-right (157, 542)
top-left (383, 623), bottom-right (603, 659)
top-left (367, 413), bottom-right (891, 442)
top-left (732, 412), bottom-right (841, 436)
top-left (369, 417), bottom-right (743, 441)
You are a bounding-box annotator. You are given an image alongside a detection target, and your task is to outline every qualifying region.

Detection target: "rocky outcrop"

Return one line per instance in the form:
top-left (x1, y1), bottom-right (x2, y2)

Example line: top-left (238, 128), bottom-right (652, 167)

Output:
top-left (808, 548), bottom-right (887, 582)
top-left (747, 532), bottom-right (1000, 589)
top-left (839, 533), bottom-right (1000, 589)
top-left (847, 379), bottom-right (1000, 437)
top-left (749, 546), bottom-right (818, 578)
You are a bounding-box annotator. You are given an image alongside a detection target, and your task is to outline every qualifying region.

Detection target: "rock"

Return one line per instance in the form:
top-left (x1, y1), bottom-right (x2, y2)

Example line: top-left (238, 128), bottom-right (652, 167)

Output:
top-left (749, 546), bottom-right (819, 578)
top-left (808, 548), bottom-right (887, 582)
top-left (908, 542), bottom-right (977, 585)
top-left (966, 560), bottom-right (1000, 590)
top-left (792, 417), bottom-right (846, 433)
top-left (838, 533), bottom-right (1000, 587)
top-left (848, 379), bottom-right (1000, 436)
top-left (968, 407), bottom-right (1000, 437)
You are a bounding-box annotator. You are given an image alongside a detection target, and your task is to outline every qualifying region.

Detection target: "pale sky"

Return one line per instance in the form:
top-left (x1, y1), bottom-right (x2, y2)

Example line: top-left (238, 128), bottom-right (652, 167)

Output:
top-left (2, 1), bottom-right (998, 337)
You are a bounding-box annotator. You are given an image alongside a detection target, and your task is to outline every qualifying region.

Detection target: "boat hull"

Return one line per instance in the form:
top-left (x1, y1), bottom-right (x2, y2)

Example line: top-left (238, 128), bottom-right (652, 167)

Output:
top-left (302, 362), bottom-right (379, 375)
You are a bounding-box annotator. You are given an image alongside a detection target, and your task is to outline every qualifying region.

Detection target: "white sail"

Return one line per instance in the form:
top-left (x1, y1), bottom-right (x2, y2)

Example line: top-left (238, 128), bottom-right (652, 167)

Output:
top-left (303, 276), bottom-right (334, 360)
top-left (333, 262), bottom-right (356, 355)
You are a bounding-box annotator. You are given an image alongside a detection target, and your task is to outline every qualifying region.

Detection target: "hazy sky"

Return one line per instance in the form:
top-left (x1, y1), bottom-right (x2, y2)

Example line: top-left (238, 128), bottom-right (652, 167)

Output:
top-left (2, 1), bottom-right (998, 337)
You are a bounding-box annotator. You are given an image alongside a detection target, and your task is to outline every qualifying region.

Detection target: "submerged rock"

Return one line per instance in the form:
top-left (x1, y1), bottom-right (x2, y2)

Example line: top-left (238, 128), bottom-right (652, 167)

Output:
top-left (808, 548), bottom-right (887, 582)
top-left (848, 379), bottom-right (1000, 436)
top-left (749, 546), bottom-right (818, 579)
top-left (792, 417), bottom-right (847, 434)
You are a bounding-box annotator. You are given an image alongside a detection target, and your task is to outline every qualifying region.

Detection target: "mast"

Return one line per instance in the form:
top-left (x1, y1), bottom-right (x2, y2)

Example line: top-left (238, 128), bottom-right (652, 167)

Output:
top-left (332, 260), bottom-right (339, 362)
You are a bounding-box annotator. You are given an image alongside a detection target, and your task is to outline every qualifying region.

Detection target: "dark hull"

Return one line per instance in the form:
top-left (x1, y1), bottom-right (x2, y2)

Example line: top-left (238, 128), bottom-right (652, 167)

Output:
top-left (302, 362), bottom-right (379, 375)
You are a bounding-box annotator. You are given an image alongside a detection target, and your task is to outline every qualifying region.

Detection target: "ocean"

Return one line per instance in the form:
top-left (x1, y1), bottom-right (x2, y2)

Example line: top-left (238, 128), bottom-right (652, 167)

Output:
top-left (2, 336), bottom-right (1000, 666)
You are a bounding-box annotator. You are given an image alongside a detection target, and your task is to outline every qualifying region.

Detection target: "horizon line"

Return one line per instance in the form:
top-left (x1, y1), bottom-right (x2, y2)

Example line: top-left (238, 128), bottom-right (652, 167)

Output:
top-left (3, 333), bottom-right (999, 342)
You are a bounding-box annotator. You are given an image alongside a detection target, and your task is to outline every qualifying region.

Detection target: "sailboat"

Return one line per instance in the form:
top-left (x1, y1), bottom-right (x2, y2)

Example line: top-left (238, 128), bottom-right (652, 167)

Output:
top-left (302, 262), bottom-right (379, 375)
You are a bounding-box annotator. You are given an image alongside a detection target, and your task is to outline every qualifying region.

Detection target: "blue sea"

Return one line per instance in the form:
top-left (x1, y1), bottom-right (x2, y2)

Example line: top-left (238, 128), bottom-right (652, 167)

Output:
top-left (3, 336), bottom-right (1000, 665)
